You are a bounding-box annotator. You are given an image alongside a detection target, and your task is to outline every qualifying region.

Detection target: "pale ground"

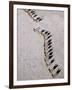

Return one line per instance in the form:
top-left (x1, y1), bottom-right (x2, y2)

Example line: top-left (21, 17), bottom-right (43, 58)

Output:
top-left (17, 9), bottom-right (64, 81)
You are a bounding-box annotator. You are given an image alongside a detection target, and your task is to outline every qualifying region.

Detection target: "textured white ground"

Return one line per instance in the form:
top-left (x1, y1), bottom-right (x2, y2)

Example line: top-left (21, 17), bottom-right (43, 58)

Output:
top-left (17, 9), bottom-right (64, 81)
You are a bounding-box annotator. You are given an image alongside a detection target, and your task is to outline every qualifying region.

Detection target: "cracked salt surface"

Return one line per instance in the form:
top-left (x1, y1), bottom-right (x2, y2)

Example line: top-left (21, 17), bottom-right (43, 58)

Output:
top-left (17, 9), bottom-right (64, 80)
